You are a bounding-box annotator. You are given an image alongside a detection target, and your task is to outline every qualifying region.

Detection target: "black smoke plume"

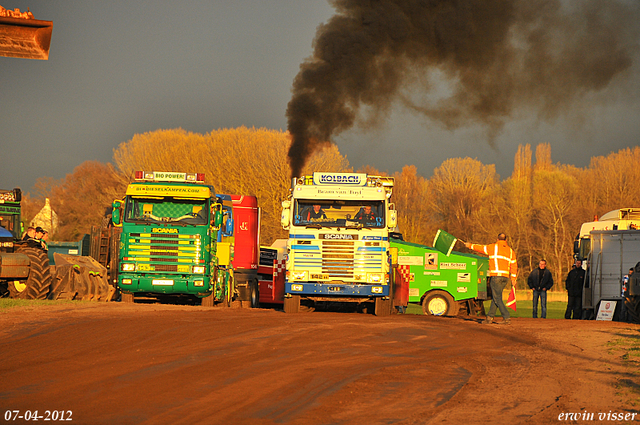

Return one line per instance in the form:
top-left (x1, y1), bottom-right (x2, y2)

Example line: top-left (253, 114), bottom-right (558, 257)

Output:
top-left (286, 0), bottom-right (639, 177)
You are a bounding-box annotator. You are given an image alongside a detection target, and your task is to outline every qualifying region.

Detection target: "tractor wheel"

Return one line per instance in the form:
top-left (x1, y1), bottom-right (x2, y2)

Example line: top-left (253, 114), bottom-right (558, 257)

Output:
top-left (14, 246), bottom-right (52, 300)
top-left (7, 280), bottom-right (27, 299)
top-left (374, 297), bottom-right (392, 317)
top-left (422, 291), bottom-right (458, 316)
top-left (283, 295), bottom-right (300, 313)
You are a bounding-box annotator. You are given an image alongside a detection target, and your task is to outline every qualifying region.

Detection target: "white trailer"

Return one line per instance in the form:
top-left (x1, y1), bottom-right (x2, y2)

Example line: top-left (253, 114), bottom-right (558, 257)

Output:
top-left (583, 229), bottom-right (640, 321)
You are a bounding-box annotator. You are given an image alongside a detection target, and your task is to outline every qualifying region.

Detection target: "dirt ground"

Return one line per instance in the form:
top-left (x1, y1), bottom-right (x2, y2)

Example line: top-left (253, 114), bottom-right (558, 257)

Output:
top-left (0, 303), bottom-right (639, 425)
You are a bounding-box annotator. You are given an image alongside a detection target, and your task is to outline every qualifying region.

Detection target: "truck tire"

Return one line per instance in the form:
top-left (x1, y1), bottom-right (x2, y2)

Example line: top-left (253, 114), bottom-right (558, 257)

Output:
top-left (201, 293), bottom-right (214, 307)
top-left (14, 246), bottom-right (52, 300)
top-left (121, 292), bottom-right (134, 303)
top-left (283, 294), bottom-right (300, 313)
top-left (422, 291), bottom-right (458, 316)
top-left (625, 297), bottom-right (640, 324)
top-left (374, 297), bottom-right (392, 317)
top-left (249, 279), bottom-right (259, 308)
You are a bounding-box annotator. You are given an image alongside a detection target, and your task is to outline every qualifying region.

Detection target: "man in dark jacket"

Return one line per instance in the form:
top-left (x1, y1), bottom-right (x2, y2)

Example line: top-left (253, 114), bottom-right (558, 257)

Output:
top-left (528, 259), bottom-right (554, 318)
top-left (564, 260), bottom-right (585, 319)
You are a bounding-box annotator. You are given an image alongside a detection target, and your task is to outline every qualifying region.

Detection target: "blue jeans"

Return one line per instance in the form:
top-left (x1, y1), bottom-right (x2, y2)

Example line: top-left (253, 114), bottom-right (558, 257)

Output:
top-left (533, 289), bottom-right (547, 318)
top-left (488, 276), bottom-right (510, 320)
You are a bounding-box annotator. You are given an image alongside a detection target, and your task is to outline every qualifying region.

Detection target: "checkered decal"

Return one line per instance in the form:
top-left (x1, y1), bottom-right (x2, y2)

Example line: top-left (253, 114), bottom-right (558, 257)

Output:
top-left (397, 265), bottom-right (413, 283)
top-left (273, 259), bottom-right (286, 277)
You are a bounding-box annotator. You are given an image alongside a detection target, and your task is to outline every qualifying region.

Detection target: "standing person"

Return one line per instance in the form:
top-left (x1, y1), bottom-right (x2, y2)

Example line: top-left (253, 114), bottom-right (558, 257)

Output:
top-left (565, 259), bottom-right (585, 320)
top-left (465, 233), bottom-right (518, 325)
top-left (528, 259), bottom-right (554, 318)
top-left (21, 226), bottom-right (36, 241)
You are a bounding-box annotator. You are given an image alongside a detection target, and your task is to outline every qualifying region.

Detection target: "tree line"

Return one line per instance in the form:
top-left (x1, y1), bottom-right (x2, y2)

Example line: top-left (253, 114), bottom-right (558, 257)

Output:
top-left (22, 127), bottom-right (640, 290)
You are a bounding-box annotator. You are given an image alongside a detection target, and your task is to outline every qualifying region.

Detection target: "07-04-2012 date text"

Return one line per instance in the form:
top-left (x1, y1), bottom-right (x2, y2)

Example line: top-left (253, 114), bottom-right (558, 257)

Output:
top-left (4, 410), bottom-right (72, 421)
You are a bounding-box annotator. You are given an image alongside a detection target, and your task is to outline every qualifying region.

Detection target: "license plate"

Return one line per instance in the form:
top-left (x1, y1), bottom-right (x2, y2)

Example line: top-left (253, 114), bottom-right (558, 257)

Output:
top-left (152, 279), bottom-right (174, 286)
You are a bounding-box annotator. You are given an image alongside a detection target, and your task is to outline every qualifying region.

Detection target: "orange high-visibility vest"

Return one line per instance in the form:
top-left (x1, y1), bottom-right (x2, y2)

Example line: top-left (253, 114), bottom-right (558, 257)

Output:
top-left (469, 240), bottom-right (518, 279)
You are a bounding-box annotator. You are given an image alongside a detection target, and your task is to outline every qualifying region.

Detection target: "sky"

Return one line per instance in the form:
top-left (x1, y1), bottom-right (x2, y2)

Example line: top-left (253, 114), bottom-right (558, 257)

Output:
top-left (2, 0), bottom-right (640, 194)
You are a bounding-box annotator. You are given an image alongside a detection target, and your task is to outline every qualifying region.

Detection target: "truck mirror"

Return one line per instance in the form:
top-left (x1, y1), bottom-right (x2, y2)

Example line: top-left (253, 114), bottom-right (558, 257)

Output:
top-left (112, 200), bottom-right (122, 225)
top-left (388, 210), bottom-right (397, 229)
top-left (281, 205), bottom-right (290, 229)
top-left (214, 210), bottom-right (223, 228)
top-left (225, 218), bottom-right (234, 236)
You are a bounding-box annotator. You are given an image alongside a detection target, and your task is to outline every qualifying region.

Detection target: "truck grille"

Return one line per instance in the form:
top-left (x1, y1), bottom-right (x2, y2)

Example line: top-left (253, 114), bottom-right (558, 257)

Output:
top-left (127, 233), bottom-right (201, 274)
top-left (321, 240), bottom-right (354, 278)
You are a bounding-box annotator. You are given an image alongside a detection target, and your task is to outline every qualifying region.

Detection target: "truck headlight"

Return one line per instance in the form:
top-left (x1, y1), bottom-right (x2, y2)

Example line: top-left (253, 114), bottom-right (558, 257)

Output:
top-left (194, 280), bottom-right (204, 287)
top-left (121, 263), bottom-right (135, 272)
top-left (367, 273), bottom-right (382, 283)
top-left (192, 266), bottom-right (205, 274)
top-left (291, 270), bottom-right (307, 281)
top-left (121, 278), bottom-right (132, 285)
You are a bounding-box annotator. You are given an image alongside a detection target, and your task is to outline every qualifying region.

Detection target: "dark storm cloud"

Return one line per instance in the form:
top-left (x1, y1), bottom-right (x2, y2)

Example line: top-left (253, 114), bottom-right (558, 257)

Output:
top-left (286, 0), bottom-right (640, 177)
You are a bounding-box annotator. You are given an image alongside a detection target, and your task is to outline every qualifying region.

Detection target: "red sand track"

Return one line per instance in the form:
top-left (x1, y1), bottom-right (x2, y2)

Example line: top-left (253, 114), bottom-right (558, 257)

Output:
top-left (0, 303), bottom-right (637, 424)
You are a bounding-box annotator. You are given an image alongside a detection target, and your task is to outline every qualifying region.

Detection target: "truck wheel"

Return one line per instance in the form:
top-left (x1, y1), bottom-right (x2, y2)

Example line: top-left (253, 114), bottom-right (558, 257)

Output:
top-left (422, 291), bottom-right (458, 316)
top-left (14, 246), bottom-right (52, 300)
top-left (121, 292), bottom-right (134, 303)
top-left (625, 297), bottom-right (640, 324)
top-left (201, 293), bottom-right (214, 307)
top-left (249, 279), bottom-right (260, 308)
top-left (283, 294), bottom-right (300, 313)
top-left (374, 297), bottom-right (392, 317)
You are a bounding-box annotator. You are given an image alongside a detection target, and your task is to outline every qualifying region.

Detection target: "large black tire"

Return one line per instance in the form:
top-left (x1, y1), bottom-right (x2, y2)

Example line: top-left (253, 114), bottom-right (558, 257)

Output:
top-left (374, 297), bottom-right (392, 317)
top-left (283, 295), bottom-right (300, 313)
top-left (249, 279), bottom-right (259, 308)
top-left (13, 246), bottom-right (52, 300)
top-left (422, 291), bottom-right (458, 316)
top-left (201, 293), bottom-right (214, 307)
top-left (624, 297), bottom-right (640, 324)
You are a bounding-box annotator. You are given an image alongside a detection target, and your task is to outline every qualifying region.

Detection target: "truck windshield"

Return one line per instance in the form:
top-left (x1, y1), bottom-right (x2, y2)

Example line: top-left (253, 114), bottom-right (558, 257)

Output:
top-left (293, 200), bottom-right (385, 228)
top-left (124, 197), bottom-right (208, 226)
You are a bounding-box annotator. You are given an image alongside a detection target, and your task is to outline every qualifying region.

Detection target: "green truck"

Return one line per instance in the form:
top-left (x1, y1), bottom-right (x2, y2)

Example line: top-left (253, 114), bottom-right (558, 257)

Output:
top-left (390, 237), bottom-right (489, 316)
top-left (111, 171), bottom-right (234, 306)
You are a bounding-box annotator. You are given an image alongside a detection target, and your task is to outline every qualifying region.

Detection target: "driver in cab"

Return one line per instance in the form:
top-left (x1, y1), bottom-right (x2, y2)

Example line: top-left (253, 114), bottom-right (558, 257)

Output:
top-left (354, 205), bottom-right (376, 222)
top-left (304, 204), bottom-right (327, 221)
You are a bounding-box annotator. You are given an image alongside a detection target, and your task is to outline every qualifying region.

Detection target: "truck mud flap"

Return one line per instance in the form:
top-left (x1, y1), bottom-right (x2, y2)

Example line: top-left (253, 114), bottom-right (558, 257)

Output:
top-left (49, 253), bottom-right (116, 301)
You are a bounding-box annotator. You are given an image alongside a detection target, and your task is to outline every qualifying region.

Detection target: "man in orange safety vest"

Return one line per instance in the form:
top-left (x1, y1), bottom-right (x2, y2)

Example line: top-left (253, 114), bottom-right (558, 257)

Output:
top-left (465, 233), bottom-right (518, 325)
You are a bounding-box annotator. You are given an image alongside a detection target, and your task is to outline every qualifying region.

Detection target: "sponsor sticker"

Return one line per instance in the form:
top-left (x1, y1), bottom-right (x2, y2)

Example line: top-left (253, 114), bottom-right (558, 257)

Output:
top-left (398, 256), bottom-right (423, 266)
top-left (457, 273), bottom-right (471, 283)
top-left (430, 280), bottom-right (448, 287)
top-left (425, 252), bottom-right (438, 270)
top-left (409, 288), bottom-right (420, 297)
top-left (424, 271), bottom-right (441, 276)
top-left (457, 287), bottom-right (468, 293)
top-left (440, 262), bottom-right (467, 270)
